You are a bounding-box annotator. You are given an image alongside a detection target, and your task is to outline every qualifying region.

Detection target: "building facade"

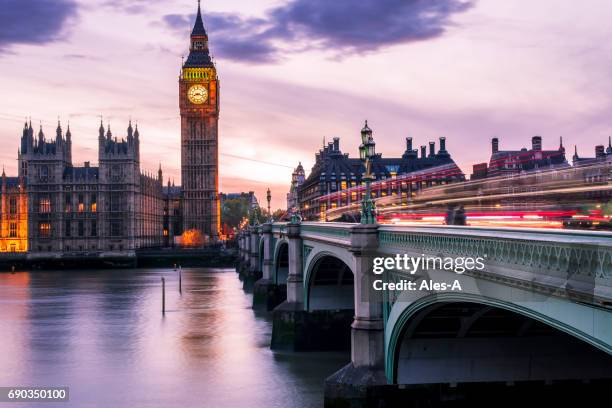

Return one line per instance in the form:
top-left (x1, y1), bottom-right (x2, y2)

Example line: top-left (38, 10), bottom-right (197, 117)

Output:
top-left (286, 162), bottom-right (305, 212)
top-left (572, 137), bottom-right (612, 165)
top-left (471, 136), bottom-right (568, 180)
top-left (179, 2), bottom-right (220, 242)
top-left (297, 128), bottom-right (465, 220)
top-left (0, 172), bottom-right (28, 253)
top-left (7, 120), bottom-right (165, 257)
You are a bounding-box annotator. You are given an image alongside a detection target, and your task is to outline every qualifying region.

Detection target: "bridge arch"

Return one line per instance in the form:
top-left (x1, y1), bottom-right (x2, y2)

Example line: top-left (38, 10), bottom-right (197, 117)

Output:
top-left (272, 238), bottom-right (289, 285)
top-left (304, 251), bottom-right (354, 311)
top-left (385, 291), bottom-right (612, 384)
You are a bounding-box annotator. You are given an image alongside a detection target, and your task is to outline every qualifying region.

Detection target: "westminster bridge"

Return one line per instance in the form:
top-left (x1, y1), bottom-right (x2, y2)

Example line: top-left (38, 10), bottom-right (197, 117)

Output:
top-left (237, 222), bottom-right (612, 406)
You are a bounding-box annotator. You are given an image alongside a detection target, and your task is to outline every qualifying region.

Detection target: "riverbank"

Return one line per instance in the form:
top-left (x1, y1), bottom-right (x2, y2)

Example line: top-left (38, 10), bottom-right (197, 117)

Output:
top-left (0, 248), bottom-right (238, 271)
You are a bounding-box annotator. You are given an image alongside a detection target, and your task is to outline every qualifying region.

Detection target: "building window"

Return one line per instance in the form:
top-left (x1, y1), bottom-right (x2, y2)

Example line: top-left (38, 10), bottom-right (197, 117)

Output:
top-left (91, 220), bottom-right (97, 237)
top-left (65, 220), bottom-right (71, 237)
top-left (110, 220), bottom-right (123, 237)
top-left (78, 194), bottom-right (84, 213)
top-left (65, 194), bottom-right (71, 212)
top-left (9, 197), bottom-right (17, 214)
top-left (91, 194), bottom-right (97, 213)
top-left (39, 197), bottom-right (51, 213)
top-left (39, 222), bottom-right (51, 238)
top-left (78, 221), bottom-right (84, 237)
top-left (111, 193), bottom-right (122, 212)
top-left (9, 222), bottom-right (17, 238)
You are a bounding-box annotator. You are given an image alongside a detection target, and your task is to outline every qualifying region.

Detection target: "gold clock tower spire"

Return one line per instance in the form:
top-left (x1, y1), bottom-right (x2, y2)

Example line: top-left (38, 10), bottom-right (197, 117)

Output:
top-left (179, 0), bottom-right (220, 243)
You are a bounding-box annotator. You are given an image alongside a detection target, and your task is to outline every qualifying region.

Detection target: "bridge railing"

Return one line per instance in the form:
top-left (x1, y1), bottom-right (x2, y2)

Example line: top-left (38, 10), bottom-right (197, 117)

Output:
top-left (378, 224), bottom-right (612, 305)
top-left (300, 222), bottom-right (353, 246)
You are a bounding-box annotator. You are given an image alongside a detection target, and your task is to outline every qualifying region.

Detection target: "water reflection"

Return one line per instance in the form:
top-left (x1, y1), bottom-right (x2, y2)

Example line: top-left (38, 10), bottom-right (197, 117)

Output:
top-left (0, 268), bottom-right (347, 407)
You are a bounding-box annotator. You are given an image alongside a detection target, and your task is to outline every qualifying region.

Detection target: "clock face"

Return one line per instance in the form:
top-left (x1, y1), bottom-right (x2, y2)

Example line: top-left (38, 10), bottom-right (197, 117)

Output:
top-left (188, 84), bottom-right (208, 104)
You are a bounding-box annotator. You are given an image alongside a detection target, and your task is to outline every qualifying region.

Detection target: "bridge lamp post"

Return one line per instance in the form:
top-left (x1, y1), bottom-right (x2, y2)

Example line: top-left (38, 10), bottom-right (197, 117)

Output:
top-left (359, 121), bottom-right (377, 224)
top-left (266, 188), bottom-right (272, 222)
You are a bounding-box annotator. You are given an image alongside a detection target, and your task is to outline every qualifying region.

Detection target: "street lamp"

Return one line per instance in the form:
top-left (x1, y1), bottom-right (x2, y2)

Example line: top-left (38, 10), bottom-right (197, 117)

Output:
top-left (359, 120), bottom-right (377, 224)
top-left (266, 188), bottom-right (272, 222)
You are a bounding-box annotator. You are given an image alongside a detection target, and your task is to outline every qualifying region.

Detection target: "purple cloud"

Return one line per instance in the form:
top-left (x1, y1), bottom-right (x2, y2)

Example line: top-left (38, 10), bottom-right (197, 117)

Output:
top-left (0, 0), bottom-right (78, 51)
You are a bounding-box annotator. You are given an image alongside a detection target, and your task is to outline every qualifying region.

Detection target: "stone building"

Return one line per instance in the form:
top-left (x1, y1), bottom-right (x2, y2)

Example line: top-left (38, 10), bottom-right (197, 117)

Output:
top-left (286, 162), bottom-right (305, 212)
top-left (572, 137), bottom-right (612, 165)
top-left (178, 2), bottom-right (220, 242)
top-left (5, 120), bottom-right (165, 257)
top-left (472, 136), bottom-right (568, 179)
top-left (297, 127), bottom-right (465, 220)
top-left (0, 172), bottom-right (28, 253)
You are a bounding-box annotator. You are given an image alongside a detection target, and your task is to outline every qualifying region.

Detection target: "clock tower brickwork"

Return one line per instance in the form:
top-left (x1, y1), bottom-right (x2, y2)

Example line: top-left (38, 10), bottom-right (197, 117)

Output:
top-left (179, 1), bottom-right (220, 242)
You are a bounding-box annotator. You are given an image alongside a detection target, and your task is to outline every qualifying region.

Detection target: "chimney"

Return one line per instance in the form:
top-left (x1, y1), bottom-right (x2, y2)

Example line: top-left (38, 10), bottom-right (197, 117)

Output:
top-left (333, 137), bottom-right (340, 151)
top-left (420, 145), bottom-right (426, 158)
top-left (439, 137), bottom-right (446, 152)
top-left (429, 142), bottom-right (435, 157)
top-left (492, 137), bottom-right (499, 153)
top-left (532, 136), bottom-right (542, 151)
top-left (595, 145), bottom-right (605, 158)
top-left (84, 161), bottom-right (90, 168)
top-left (406, 137), bottom-right (413, 151)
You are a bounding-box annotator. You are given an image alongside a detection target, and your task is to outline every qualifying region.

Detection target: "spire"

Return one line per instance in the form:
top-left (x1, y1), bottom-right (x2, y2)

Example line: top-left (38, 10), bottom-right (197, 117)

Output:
top-left (66, 122), bottom-right (72, 140)
top-left (134, 123), bottom-right (140, 139)
top-left (573, 145), bottom-right (579, 161)
top-left (192, 0), bottom-right (207, 37)
top-left (127, 119), bottom-right (134, 139)
top-left (106, 123), bottom-right (112, 140)
top-left (56, 119), bottom-right (62, 143)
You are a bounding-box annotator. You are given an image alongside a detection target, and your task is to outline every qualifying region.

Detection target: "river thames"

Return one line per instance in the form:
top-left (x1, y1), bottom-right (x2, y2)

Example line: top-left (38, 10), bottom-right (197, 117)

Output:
top-left (0, 268), bottom-right (348, 407)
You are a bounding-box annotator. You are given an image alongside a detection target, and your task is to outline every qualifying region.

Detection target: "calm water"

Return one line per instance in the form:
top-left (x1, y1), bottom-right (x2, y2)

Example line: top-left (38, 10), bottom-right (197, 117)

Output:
top-left (0, 268), bottom-right (348, 407)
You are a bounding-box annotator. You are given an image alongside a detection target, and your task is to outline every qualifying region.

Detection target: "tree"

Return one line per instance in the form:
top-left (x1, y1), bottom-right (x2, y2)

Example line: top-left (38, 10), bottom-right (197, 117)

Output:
top-left (221, 198), bottom-right (250, 229)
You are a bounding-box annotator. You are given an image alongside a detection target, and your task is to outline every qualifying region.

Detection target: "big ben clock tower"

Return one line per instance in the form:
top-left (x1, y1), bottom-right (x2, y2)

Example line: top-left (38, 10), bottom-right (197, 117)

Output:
top-left (179, 0), bottom-right (220, 242)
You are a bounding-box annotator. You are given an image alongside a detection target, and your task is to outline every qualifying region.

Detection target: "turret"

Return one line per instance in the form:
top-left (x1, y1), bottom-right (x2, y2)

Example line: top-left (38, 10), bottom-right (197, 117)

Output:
top-left (492, 137), bottom-right (499, 154)
top-left (428, 142), bottom-right (435, 157)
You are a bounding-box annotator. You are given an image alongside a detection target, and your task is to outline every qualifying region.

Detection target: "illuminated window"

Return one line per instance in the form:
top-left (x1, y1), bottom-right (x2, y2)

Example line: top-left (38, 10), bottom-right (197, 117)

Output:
top-left (163, 229), bottom-right (169, 237)
top-left (78, 194), bottom-right (84, 212)
top-left (341, 181), bottom-right (347, 190)
top-left (91, 194), bottom-right (97, 212)
top-left (39, 197), bottom-right (51, 213)
top-left (9, 222), bottom-right (17, 238)
top-left (39, 222), bottom-right (51, 238)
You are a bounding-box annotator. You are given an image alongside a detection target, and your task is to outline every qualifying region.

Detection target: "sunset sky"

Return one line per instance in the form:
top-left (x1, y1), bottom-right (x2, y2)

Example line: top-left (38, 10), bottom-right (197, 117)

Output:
top-left (1, 0), bottom-right (612, 209)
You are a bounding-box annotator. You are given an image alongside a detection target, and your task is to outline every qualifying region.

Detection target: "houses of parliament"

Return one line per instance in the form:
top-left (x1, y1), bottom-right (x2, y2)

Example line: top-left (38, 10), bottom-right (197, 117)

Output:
top-left (0, 2), bottom-right (220, 256)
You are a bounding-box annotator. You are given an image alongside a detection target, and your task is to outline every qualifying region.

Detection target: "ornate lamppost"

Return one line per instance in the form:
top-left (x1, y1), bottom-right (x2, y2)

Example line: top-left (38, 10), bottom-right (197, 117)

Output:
top-left (266, 188), bottom-right (272, 222)
top-left (359, 121), bottom-right (377, 224)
